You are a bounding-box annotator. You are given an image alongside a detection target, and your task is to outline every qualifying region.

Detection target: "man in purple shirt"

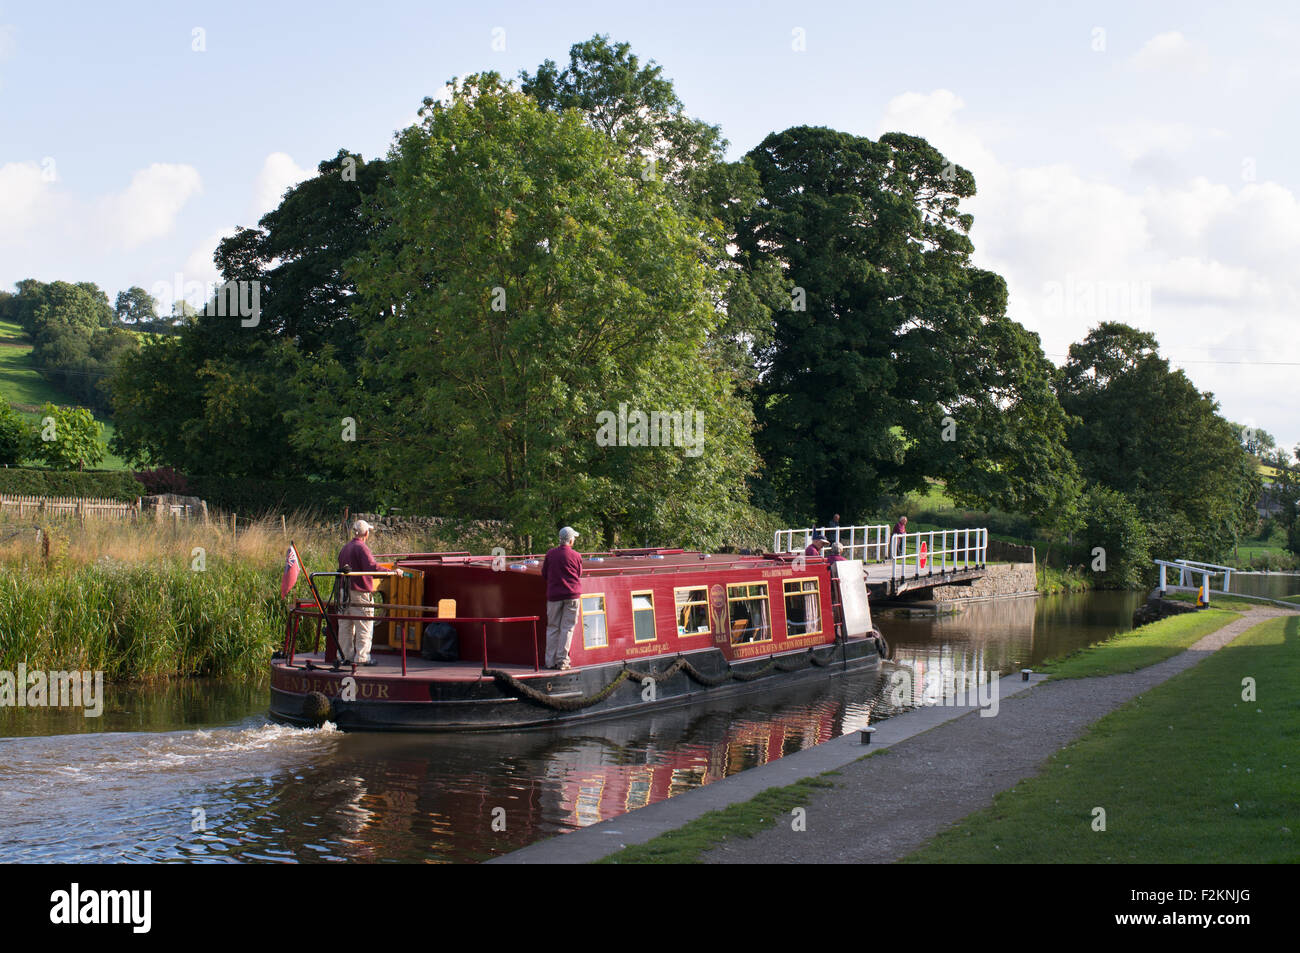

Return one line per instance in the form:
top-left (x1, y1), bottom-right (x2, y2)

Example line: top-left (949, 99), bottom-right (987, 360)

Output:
top-left (541, 526), bottom-right (583, 670)
top-left (804, 535), bottom-right (829, 558)
top-left (338, 519), bottom-right (382, 665)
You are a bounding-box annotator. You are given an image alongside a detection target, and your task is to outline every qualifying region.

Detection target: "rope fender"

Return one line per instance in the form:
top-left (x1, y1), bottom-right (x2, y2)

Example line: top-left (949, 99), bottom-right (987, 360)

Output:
top-left (487, 644), bottom-right (843, 711)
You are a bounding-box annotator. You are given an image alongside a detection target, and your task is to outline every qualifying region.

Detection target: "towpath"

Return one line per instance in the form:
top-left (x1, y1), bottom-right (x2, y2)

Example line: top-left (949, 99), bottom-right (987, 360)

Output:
top-left (494, 605), bottom-right (1293, 864)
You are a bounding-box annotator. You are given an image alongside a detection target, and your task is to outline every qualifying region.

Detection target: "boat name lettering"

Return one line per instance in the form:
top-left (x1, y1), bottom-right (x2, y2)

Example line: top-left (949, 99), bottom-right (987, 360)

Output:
top-left (284, 675), bottom-right (390, 698)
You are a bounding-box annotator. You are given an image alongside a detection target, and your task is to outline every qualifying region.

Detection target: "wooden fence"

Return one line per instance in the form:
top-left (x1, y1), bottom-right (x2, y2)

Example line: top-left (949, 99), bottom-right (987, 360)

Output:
top-left (0, 494), bottom-right (140, 520)
top-left (0, 494), bottom-right (208, 522)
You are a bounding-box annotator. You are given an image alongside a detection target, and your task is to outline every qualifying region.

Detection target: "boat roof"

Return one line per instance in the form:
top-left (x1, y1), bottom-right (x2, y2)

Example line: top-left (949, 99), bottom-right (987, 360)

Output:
top-left (383, 548), bottom-right (822, 579)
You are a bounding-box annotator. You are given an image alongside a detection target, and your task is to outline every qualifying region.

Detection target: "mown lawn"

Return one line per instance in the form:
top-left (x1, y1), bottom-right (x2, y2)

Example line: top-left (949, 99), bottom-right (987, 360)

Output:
top-left (904, 615), bottom-right (1300, 863)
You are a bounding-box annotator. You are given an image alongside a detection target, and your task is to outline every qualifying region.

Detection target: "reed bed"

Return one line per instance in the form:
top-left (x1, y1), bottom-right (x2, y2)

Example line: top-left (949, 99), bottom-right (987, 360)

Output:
top-left (0, 513), bottom-right (473, 682)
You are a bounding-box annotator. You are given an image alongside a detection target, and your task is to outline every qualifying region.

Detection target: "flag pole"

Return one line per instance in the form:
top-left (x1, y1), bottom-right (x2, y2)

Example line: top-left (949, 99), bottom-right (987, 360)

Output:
top-left (296, 543), bottom-right (341, 664)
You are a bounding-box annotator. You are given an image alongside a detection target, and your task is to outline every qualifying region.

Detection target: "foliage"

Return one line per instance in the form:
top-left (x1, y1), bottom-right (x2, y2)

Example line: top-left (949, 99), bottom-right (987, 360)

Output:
top-left (33, 403), bottom-right (105, 471)
top-left (184, 474), bottom-right (364, 515)
top-left (522, 35), bottom-right (778, 398)
top-left (3, 279), bottom-right (139, 414)
top-left (737, 126), bottom-right (1081, 527)
top-left (0, 466), bottom-right (144, 499)
top-left (132, 466), bottom-right (191, 496)
top-left (114, 286), bottom-right (159, 327)
top-left (0, 562), bottom-right (285, 681)
top-left (108, 151), bottom-right (387, 478)
top-left (1056, 322), bottom-right (1261, 561)
top-left (340, 73), bottom-right (758, 548)
top-left (1076, 484), bottom-right (1150, 589)
top-left (1262, 448), bottom-right (1300, 556)
top-left (0, 395), bottom-right (32, 465)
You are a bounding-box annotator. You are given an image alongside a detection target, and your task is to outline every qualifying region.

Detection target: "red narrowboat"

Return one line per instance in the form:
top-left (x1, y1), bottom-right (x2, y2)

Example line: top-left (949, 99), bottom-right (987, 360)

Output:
top-left (270, 548), bottom-right (888, 731)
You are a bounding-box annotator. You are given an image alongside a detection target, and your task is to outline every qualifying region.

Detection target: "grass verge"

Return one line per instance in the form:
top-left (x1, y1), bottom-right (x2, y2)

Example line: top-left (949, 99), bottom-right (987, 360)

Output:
top-left (902, 614), bottom-right (1300, 863)
top-left (597, 772), bottom-right (847, 864)
top-left (1036, 609), bottom-right (1238, 679)
top-left (1165, 592), bottom-right (1288, 611)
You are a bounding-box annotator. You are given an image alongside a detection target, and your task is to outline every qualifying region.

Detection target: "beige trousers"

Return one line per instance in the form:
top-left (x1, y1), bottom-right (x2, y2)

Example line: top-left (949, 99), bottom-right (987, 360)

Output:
top-left (545, 599), bottom-right (580, 668)
top-left (337, 588), bottom-right (375, 663)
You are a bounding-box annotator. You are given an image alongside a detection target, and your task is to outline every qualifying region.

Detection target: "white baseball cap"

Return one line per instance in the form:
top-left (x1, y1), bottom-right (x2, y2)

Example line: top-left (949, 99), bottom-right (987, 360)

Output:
top-left (559, 526), bottom-right (578, 542)
top-left (352, 519), bottom-right (373, 536)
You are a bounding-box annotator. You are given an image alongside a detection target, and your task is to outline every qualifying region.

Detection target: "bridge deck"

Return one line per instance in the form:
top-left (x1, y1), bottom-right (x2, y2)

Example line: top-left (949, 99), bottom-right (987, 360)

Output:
top-left (864, 561), bottom-right (987, 597)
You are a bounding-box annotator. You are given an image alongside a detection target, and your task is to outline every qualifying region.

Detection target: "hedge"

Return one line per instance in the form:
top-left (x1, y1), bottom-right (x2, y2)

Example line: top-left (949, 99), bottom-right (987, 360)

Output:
top-left (0, 467), bottom-right (144, 500)
top-left (184, 475), bottom-right (371, 515)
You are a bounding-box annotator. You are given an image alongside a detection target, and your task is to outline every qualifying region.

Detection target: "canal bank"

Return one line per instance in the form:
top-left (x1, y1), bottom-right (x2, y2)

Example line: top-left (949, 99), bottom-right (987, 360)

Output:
top-left (493, 605), bottom-right (1297, 864)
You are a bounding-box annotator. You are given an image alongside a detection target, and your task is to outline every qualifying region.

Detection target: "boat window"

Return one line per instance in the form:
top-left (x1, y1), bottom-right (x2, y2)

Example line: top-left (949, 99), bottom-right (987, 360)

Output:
top-left (727, 582), bottom-right (771, 644)
top-left (674, 587), bottom-right (710, 636)
top-left (632, 591), bottom-right (656, 643)
top-left (581, 595), bottom-right (608, 649)
top-left (784, 578), bottom-right (821, 637)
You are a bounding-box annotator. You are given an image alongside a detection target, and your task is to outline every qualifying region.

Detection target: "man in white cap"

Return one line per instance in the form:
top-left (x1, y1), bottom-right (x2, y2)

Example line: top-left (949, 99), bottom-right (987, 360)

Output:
top-left (337, 519), bottom-right (382, 665)
top-left (540, 526), bottom-right (583, 670)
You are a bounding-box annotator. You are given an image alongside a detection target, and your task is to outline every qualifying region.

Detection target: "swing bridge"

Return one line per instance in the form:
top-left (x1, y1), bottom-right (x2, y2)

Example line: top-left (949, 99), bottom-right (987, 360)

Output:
top-left (773, 524), bottom-right (992, 598)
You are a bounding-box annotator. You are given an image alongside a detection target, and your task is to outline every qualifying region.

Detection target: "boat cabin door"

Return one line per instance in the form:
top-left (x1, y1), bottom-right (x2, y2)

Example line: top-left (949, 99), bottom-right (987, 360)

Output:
top-left (833, 560), bottom-right (873, 639)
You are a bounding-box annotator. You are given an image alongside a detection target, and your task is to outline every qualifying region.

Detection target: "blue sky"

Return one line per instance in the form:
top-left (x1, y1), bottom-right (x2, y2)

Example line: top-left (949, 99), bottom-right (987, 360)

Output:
top-left (3, 1), bottom-right (1298, 449)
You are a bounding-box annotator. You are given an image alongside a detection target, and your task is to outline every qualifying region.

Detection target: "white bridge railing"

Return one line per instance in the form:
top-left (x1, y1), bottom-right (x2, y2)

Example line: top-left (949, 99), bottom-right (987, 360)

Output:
top-left (1175, 559), bottom-right (1234, 593)
top-left (891, 528), bottom-right (987, 580)
top-left (1155, 559), bottom-right (1234, 605)
top-left (774, 524), bottom-right (891, 562)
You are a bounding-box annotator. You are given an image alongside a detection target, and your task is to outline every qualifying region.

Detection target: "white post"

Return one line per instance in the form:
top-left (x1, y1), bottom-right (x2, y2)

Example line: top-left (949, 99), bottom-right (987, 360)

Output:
top-left (1159, 563), bottom-right (1166, 593)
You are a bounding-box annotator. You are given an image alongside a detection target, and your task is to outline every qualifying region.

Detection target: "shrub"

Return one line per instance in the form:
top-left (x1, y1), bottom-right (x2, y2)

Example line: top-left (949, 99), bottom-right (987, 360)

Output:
top-left (1078, 485), bottom-right (1151, 589)
top-left (133, 466), bottom-right (190, 495)
top-left (0, 467), bottom-right (144, 499)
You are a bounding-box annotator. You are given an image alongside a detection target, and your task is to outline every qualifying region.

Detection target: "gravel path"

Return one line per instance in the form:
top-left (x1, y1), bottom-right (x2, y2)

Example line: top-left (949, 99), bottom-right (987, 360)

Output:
top-left (701, 606), bottom-right (1293, 864)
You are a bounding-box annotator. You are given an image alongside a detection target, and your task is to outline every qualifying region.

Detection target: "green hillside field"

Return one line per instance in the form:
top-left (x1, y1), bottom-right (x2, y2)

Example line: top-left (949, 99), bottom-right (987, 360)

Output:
top-left (0, 318), bottom-right (130, 470)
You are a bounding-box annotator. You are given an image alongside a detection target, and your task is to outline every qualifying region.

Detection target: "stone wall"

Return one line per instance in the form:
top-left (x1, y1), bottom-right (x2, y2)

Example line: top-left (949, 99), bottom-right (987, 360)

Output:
top-left (928, 562), bottom-right (1037, 601)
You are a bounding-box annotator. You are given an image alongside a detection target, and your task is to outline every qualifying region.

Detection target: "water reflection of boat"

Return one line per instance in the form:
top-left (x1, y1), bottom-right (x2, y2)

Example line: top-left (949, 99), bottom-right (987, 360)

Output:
top-left (270, 549), bottom-right (887, 731)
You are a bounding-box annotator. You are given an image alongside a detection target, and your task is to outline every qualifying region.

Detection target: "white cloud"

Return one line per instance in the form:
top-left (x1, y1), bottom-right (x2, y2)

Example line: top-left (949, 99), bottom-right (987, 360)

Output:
top-left (97, 163), bottom-right (203, 249)
top-left (1129, 31), bottom-right (1211, 74)
top-left (250, 152), bottom-right (314, 221)
top-left (1103, 120), bottom-right (1226, 163)
top-left (878, 88), bottom-right (1300, 445)
top-left (0, 161), bottom-right (58, 241)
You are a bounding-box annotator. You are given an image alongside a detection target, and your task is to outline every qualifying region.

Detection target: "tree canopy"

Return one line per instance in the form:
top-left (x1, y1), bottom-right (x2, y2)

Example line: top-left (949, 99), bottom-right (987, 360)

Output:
top-left (737, 126), bottom-right (1081, 526)
top-left (324, 73), bottom-right (758, 547)
top-left (1056, 323), bottom-right (1260, 560)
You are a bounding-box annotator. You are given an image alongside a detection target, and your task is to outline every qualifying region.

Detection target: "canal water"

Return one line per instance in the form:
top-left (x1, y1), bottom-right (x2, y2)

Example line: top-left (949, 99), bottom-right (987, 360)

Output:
top-left (0, 587), bottom-right (1249, 863)
top-left (1226, 572), bottom-right (1300, 601)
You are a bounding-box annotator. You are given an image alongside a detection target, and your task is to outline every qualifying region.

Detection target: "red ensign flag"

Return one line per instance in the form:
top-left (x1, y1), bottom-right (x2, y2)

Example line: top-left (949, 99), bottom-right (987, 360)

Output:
top-left (280, 544), bottom-right (301, 597)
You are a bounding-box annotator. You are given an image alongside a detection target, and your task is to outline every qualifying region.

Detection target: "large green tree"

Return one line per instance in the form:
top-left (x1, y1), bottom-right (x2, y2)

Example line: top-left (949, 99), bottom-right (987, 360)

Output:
top-left (522, 35), bottom-right (783, 396)
top-left (1056, 322), bottom-right (1260, 561)
top-left (737, 126), bottom-right (1080, 525)
top-left (114, 286), bottom-right (158, 327)
top-left (326, 74), bottom-right (757, 546)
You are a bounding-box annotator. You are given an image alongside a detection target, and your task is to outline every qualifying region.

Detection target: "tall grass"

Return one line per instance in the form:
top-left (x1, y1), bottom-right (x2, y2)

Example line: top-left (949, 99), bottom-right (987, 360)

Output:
top-left (0, 513), bottom-right (472, 682)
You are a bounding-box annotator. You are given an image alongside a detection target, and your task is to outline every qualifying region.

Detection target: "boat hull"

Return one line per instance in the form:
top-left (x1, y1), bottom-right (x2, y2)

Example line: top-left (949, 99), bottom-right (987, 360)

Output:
top-left (269, 639), bottom-right (882, 732)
